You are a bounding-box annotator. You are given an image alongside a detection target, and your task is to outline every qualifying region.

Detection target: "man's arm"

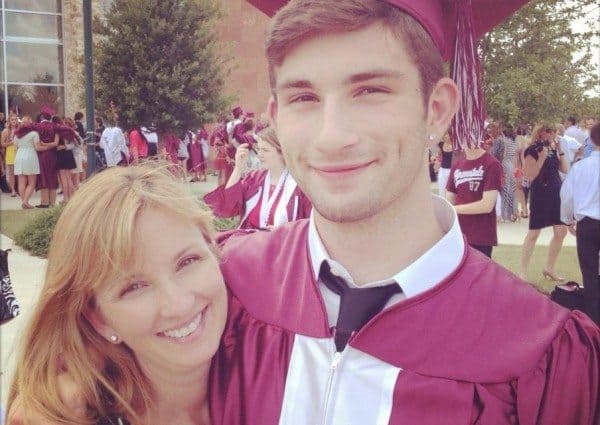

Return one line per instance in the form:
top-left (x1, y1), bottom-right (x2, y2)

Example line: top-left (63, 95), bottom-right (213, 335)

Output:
top-left (453, 190), bottom-right (498, 215)
top-left (559, 169), bottom-right (575, 225)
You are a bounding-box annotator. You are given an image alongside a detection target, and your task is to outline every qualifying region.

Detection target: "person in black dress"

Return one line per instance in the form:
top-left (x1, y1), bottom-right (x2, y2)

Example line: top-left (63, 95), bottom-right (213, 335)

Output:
top-left (519, 123), bottom-right (570, 282)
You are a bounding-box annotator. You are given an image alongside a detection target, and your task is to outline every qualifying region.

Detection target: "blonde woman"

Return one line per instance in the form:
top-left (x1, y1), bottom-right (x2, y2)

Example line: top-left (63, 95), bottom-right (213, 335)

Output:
top-left (204, 126), bottom-right (312, 229)
top-left (519, 123), bottom-right (569, 281)
top-left (7, 163), bottom-right (227, 424)
top-left (1, 113), bottom-right (19, 196)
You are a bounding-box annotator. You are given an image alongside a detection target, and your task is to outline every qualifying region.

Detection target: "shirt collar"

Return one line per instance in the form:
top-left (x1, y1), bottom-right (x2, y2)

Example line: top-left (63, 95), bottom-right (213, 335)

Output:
top-left (308, 195), bottom-right (465, 298)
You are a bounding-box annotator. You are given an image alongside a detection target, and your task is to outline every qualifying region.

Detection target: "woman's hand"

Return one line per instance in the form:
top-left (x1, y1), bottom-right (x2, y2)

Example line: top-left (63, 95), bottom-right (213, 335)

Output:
top-left (234, 143), bottom-right (250, 169)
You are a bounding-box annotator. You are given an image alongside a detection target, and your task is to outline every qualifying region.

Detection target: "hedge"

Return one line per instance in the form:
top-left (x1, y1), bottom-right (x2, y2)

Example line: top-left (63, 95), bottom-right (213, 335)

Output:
top-left (13, 205), bottom-right (239, 258)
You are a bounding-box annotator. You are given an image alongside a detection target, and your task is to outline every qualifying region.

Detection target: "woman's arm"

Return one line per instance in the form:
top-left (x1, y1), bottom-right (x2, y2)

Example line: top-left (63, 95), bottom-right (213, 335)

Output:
top-left (225, 144), bottom-right (249, 189)
top-left (523, 147), bottom-right (547, 181)
top-left (1, 129), bottom-right (10, 147)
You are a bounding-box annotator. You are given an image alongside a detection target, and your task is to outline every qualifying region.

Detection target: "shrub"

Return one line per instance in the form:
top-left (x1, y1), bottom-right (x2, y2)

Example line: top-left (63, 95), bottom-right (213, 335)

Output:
top-left (14, 206), bottom-right (64, 258)
top-left (214, 216), bottom-right (239, 231)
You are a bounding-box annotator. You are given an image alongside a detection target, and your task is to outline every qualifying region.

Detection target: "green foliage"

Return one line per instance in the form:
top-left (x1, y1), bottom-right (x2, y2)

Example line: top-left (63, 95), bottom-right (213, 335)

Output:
top-left (14, 206), bottom-right (64, 258)
top-left (214, 216), bottom-right (240, 231)
top-left (94, 0), bottom-right (231, 133)
top-left (482, 0), bottom-right (599, 125)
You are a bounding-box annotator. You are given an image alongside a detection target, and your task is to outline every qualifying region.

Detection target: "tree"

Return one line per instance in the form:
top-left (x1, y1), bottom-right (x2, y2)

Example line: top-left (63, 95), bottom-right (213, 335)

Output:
top-left (481, 0), bottom-right (599, 126)
top-left (93, 0), bottom-right (231, 134)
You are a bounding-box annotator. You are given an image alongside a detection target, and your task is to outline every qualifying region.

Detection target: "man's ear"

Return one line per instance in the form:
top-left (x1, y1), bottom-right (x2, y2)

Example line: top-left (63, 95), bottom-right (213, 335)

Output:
top-left (426, 77), bottom-right (460, 142)
top-left (267, 95), bottom-right (278, 127)
top-left (85, 307), bottom-right (117, 343)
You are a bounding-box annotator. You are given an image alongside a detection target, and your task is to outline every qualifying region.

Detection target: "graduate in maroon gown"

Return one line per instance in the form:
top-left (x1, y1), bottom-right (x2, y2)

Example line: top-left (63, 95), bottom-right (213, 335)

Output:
top-left (211, 122), bottom-right (234, 186)
top-left (204, 126), bottom-right (311, 229)
top-left (209, 1), bottom-right (600, 424)
top-left (187, 127), bottom-right (208, 182)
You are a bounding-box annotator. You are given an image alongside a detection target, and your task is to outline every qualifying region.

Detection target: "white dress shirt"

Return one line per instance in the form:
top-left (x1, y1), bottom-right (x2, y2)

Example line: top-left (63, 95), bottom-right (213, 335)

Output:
top-left (565, 125), bottom-right (587, 144)
top-left (560, 150), bottom-right (600, 224)
top-left (559, 135), bottom-right (581, 164)
top-left (99, 126), bottom-right (129, 167)
top-left (308, 195), bottom-right (465, 327)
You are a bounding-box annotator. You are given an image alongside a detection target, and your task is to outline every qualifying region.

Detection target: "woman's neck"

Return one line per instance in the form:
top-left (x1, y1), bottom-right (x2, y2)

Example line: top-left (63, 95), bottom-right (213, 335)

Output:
top-left (269, 164), bottom-right (286, 182)
top-left (144, 361), bottom-right (211, 425)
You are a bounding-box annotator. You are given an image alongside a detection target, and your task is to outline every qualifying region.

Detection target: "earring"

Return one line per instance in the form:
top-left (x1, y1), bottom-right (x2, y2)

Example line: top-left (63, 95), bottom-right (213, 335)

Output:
top-left (428, 135), bottom-right (436, 141)
top-left (109, 335), bottom-right (119, 343)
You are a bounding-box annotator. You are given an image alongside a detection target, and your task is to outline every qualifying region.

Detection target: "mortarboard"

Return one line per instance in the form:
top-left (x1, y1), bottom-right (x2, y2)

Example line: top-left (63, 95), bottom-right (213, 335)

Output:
top-left (40, 104), bottom-right (56, 117)
top-left (246, 0), bottom-right (529, 149)
top-left (232, 106), bottom-right (244, 118)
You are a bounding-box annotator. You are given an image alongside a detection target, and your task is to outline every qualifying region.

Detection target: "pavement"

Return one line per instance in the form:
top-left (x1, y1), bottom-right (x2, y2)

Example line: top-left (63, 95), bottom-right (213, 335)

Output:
top-left (0, 178), bottom-right (576, 407)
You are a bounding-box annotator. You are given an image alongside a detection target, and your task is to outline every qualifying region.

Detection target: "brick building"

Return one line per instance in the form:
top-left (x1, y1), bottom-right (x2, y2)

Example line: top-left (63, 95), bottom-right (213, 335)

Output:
top-left (0, 0), bottom-right (271, 121)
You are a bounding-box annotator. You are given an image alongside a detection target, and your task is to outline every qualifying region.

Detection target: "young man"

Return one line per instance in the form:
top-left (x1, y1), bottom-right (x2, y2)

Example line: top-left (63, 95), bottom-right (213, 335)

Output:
top-left (561, 122), bottom-right (600, 326)
top-left (446, 145), bottom-right (502, 257)
top-left (211, 1), bottom-right (599, 424)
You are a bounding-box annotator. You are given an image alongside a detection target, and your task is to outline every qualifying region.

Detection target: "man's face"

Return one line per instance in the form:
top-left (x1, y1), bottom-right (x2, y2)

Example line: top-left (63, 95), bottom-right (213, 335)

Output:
top-left (270, 24), bottom-right (434, 223)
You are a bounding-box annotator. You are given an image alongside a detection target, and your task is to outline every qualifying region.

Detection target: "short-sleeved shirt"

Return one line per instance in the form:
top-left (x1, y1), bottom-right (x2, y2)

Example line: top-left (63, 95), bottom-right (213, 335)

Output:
top-left (447, 152), bottom-right (503, 246)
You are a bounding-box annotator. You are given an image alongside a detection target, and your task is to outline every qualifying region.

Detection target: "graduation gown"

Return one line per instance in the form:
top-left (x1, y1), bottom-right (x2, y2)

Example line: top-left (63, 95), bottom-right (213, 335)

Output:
top-left (203, 169), bottom-right (312, 229)
top-left (210, 220), bottom-right (600, 425)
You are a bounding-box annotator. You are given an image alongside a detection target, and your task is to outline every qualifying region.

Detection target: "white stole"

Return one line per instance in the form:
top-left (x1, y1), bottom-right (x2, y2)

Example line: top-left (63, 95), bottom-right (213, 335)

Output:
top-left (258, 170), bottom-right (298, 228)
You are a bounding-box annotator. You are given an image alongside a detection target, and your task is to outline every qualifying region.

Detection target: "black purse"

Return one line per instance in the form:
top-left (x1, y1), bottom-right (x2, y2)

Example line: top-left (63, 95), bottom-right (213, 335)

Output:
top-left (550, 281), bottom-right (584, 311)
top-left (0, 248), bottom-right (20, 325)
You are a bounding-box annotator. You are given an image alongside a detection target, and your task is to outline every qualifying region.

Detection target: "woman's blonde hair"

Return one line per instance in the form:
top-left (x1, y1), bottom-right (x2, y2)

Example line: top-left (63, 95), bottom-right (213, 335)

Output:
top-left (257, 126), bottom-right (281, 154)
top-left (7, 163), bottom-right (216, 424)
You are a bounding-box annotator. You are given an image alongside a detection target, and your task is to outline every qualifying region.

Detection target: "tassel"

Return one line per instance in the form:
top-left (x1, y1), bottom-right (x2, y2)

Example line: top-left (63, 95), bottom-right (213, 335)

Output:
top-left (450, 0), bottom-right (486, 150)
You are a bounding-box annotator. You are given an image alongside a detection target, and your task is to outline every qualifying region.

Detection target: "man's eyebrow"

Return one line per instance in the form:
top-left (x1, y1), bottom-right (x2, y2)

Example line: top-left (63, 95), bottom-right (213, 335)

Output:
top-left (344, 69), bottom-right (406, 85)
top-left (275, 69), bottom-right (405, 92)
top-left (275, 79), bottom-right (314, 92)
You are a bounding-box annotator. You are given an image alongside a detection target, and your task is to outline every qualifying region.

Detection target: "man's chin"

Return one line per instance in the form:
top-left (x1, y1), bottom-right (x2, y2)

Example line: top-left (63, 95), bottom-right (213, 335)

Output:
top-left (313, 199), bottom-right (378, 224)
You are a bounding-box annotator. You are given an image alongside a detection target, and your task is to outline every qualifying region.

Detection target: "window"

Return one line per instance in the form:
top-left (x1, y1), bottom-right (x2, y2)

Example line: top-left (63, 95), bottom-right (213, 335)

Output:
top-left (1, 0), bottom-right (63, 116)
top-left (4, 0), bottom-right (61, 14)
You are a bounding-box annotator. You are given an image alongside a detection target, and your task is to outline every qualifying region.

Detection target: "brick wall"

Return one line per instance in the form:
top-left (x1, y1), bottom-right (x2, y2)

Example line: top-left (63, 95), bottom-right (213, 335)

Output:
top-left (62, 0), bottom-right (271, 122)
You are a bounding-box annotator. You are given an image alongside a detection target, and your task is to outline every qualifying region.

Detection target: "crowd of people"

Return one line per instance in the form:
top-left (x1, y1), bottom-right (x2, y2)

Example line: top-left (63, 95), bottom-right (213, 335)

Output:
top-left (430, 116), bottom-right (599, 324)
top-left (0, 107), bottom-right (86, 209)
top-left (2, 0), bottom-right (599, 423)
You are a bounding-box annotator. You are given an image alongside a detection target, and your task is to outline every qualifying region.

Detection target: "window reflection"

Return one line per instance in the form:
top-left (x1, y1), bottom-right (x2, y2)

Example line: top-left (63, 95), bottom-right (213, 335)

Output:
top-left (7, 84), bottom-right (64, 118)
top-left (5, 0), bottom-right (61, 13)
top-left (5, 12), bottom-right (62, 40)
top-left (6, 43), bottom-right (63, 84)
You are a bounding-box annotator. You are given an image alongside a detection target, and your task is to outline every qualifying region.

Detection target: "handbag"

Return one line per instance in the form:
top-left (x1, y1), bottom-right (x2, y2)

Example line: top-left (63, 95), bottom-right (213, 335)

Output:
top-left (0, 248), bottom-right (20, 325)
top-left (550, 281), bottom-right (584, 311)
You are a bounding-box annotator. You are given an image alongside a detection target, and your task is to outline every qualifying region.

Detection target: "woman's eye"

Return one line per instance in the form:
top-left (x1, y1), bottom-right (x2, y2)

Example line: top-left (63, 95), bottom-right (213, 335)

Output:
top-left (120, 281), bottom-right (146, 296)
top-left (177, 255), bottom-right (199, 271)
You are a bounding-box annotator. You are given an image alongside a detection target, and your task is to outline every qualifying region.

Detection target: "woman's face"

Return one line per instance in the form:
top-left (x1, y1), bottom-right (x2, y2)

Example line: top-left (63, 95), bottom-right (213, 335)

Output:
top-left (90, 208), bottom-right (227, 375)
top-left (541, 129), bottom-right (555, 142)
top-left (21, 116), bottom-right (32, 126)
top-left (9, 114), bottom-right (18, 128)
top-left (257, 139), bottom-right (284, 172)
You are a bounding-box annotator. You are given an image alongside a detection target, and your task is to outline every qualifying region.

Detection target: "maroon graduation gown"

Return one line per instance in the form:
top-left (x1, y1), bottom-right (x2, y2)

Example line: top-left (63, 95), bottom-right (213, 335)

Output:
top-left (203, 169), bottom-right (312, 229)
top-left (210, 220), bottom-right (600, 425)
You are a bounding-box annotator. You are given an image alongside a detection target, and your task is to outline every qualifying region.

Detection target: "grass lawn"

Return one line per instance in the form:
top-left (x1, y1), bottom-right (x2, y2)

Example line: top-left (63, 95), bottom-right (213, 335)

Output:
top-left (493, 245), bottom-right (580, 293)
top-left (1, 207), bottom-right (580, 294)
top-left (0, 209), bottom-right (46, 240)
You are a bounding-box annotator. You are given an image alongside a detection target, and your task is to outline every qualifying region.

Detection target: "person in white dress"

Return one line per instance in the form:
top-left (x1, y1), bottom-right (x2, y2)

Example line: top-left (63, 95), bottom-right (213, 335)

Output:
top-left (13, 115), bottom-right (41, 209)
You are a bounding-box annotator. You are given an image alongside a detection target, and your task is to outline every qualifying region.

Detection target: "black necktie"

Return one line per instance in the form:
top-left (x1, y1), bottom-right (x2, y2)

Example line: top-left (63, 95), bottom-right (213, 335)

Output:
top-left (320, 262), bottom-right (402, 352)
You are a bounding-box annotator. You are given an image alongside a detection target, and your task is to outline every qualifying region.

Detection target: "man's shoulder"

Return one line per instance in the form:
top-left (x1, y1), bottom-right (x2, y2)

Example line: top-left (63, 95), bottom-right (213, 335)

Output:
top-left (219, 220), bottom-right (309, 269)
top-left (362, 249), bottom-right (574, 381)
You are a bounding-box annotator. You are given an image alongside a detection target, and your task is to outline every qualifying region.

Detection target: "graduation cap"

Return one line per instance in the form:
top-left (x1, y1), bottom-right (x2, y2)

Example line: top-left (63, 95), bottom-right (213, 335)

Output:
top-left (40, 104), bottom-right (56, 117)
top-left (246, 0), bottom-right (529, 149)
top-left (232, 106), bottom-right (244, 118)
